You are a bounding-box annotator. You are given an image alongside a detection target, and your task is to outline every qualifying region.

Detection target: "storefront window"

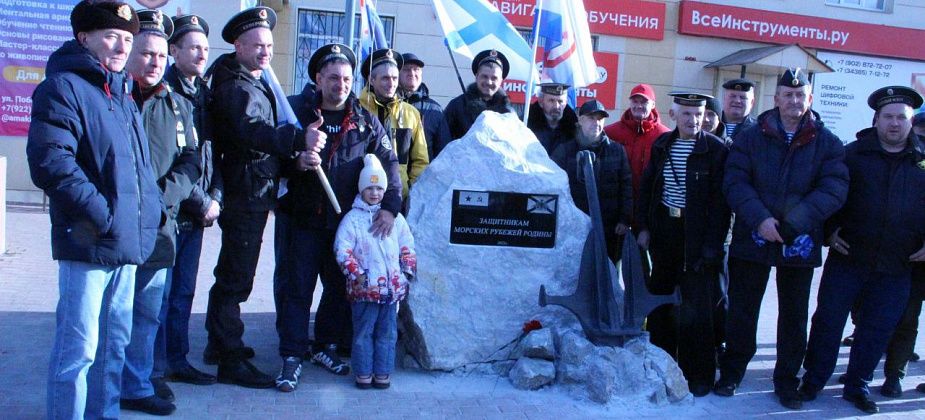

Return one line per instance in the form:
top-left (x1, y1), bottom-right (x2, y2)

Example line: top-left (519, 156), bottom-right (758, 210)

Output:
top-left (825, 0), bottom-right (888, 12)
top-left (293, 9), bottom-right (395, 94)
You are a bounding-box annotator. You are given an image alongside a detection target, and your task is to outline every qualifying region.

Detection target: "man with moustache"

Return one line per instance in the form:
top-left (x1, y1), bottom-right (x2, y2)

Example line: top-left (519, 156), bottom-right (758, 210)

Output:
top-left (444, 49), bottom-right (517, 140)
top-left (719, 79), bottom-right (758, 144)
top-left (159, 13), bottom-right (220, 387)
top-left (799, 87), bottom-right (925, 414)
top-left (636, 93), bottom-right (730, 397)
top-left (28, 2), bottom-right (161, 418)
top-left (205, 6), bottom-right (314, 388)
top-left (121, 10), bottom-right (200, 415)
top-left (528, 83), bottom-right (578, 155)
top-left (399, 53), bottom-right (452, 159)
top-left (274, 43), bottom-right (401, 392)
top-left (716, 69), bottom-right (848, 410)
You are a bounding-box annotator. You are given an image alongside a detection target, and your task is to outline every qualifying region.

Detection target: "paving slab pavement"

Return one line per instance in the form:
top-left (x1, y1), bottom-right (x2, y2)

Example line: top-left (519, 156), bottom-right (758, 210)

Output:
top-left (1, 206), bottom-right (923, 419)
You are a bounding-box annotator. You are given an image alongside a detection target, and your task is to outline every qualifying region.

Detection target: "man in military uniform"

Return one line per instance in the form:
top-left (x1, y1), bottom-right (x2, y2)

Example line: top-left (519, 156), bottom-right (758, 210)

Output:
top-left (206, 6), bottom-right (314, 389)
top-left (159, 13), bottom-right (220, 387)
top-left (358, 48), bottom-right (429, 203)
top-left (636, 93), bottom-right (730, 397)
top-left (719, 79), bottom-right (757, 144)
top-left (274, 43), bottom-right (402, 392)
top-left (717, 69), bottom-right (848, 410)
top-left (528, 83), bottom-right (578, 155)
top-left (399, 52), bottom-right (452, 159)
top-left (800, 87), bottom-right (925, 414)
top-left (444, 49), bottom-right (517, 140)
top-left (121, 10), bottom-right (200, 415)
top-left (549, 100), bottom-right (631, 262)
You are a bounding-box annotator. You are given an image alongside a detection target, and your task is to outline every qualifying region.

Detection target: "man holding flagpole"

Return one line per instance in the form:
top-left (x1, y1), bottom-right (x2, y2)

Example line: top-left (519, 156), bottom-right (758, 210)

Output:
top-left (205, 6), bottom-right (314, 389)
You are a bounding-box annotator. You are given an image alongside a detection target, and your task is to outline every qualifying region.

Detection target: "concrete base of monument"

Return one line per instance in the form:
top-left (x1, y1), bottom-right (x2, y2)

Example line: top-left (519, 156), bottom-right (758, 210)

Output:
top-left (399, 112), bottom-right (691, 405)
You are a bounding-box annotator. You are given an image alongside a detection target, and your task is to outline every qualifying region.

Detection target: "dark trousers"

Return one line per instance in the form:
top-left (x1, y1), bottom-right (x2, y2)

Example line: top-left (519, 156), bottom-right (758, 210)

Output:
top-left (206, 209), bottom-right (269, 361)
top-left (719, 257), bottom-right (814, 393)
top-left (883, 276), bottom-right (925, 379)
top-left (164, 226), bottom-right (205, 369)
top-left (802, 256), bottom-right (910, 397)
top-left (646, 206), bottom-right (717, 387)
top-left (274, 212), bottom-right (352, 358)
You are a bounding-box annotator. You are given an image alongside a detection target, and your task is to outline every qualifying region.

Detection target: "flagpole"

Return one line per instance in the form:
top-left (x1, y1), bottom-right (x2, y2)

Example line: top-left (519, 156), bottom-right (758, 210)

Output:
top-left (444, 38), bottom-right (467, 94)
top-left (345, 0), bottom-right (357, 51)
top-left (522, 0), bottom-right (543, 124)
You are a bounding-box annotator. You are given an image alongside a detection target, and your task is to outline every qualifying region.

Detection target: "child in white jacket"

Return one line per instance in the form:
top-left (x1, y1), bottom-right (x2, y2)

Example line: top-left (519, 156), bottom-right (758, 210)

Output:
top-left (335, 154), bottom-right (416, 389)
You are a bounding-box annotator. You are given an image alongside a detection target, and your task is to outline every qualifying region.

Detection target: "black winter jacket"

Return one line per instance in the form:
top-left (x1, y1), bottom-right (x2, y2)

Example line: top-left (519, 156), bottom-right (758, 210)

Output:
top-left (825, 128), bottom-right (925, 275)
top-left (403, 83), bottom-right (452, 159)
top-left (280, 85), bottom-right (402, 230)
top-left (724, 108), bottom-right (848, 267)
top-left (164, 64), bottom-right (221, 229)
top-left (549, 135), bottom-right (632, 244)
top-left (134, 82), bottom-right (201, 268)
top-left (638, 130), bottom-right (730, 268)
top-left (27, 40), bottom-right (162, 265)
top-left (444, 83), bottom-right (517, 140)
top-left (209, 53), bottom-right (301, 212)
top-left (528, 101), bottom-right (577, 155)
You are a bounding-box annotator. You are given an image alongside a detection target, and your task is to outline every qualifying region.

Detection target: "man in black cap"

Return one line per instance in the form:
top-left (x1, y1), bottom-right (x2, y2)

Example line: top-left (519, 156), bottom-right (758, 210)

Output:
top-left (720, 79), bottom-right (757, 144)
top-left (157, 13), bottom-right (219, 389)
top-left (717, 68), bottom-right (848, 409)
top-left (528, 82), bottom-right (578, 155)
top-left (29, 1), bottom-right (162, 418)
top-left (443, 49), bottom-right (517, 140)
top-left (799, 86), bottom-right (925, 414)
top-left (636, 93), bottom-right (730, 397)
top-left (399, 52), bottom-right (452, 159)
top-left (549, 100), bottom-right (631, 262)
top-left (274, 43), bottom-right (401, 392)
top-left (205, 6), bottom-right (314, 389)
top-left (703, 96), bottom-right (722, 136)
top-left (120, 9), bottom-right (201, 415)
top-left (359, 48), bottom-right (429, 202)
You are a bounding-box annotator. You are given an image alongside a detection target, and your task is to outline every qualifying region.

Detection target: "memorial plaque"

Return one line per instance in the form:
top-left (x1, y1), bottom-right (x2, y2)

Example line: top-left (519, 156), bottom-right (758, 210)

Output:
top-left (450, 190), bottom-right (558, 248)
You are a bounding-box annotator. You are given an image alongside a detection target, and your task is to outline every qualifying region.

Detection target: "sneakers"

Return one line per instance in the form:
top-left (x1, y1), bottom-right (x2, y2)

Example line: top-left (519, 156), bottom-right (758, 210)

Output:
top-left (217, 359), bottom-right (275, 389)
top-left (311, 344), bottom-right (350, 375)
top-left (355, 374), bottom-right (373, 390)
top-left (372, 374), bottom-right (391, 389)
top-left (275, 357), bottom-right (303, 392)
top-left (120, 395), bottom-right (176, 416)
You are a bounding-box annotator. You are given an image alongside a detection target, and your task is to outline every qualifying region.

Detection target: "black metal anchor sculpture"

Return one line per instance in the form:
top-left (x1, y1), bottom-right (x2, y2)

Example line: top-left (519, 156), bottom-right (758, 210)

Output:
top-left (539, 150), bottom-right (679, 346)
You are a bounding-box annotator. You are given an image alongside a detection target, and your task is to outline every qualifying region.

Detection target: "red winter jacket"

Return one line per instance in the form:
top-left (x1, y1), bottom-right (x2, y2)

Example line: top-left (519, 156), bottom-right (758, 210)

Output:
top-left (603, 108), bottom-right (670, 213)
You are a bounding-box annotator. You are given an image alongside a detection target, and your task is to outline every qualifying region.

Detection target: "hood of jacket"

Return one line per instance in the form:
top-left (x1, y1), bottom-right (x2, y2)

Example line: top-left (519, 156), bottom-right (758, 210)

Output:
top-left (352, 194), bottom-right (383, 213)
top-left (402, 82), bottom-right (431, 103)
top-left (46, 39), bottom-right (133, 99)
top-left (619, 107), bottom-right (664, 134)
top-left (757, 107), bottom-right (821, 148)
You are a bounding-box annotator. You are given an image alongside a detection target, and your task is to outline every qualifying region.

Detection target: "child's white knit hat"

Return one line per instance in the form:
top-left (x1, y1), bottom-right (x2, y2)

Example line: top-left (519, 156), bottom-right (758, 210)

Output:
top-left (358, 154), bottom-right (388, 191)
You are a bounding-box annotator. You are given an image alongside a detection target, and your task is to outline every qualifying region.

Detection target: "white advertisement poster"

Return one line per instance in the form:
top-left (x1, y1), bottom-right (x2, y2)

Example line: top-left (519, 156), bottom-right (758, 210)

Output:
top-left (126, 0), bottom-right (192, 16)
top-left (814, 51), bottom-right (925, 143)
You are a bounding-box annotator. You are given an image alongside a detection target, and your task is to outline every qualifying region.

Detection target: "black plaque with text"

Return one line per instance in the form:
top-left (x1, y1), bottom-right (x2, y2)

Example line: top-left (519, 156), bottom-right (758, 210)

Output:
top-left (450, 190), bottom-right (558, 248)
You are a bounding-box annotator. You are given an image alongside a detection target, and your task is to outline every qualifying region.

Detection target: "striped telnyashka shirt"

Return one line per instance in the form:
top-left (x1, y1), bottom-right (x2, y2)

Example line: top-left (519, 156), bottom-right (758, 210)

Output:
top-left (661, 138), bottom-right (697, 209)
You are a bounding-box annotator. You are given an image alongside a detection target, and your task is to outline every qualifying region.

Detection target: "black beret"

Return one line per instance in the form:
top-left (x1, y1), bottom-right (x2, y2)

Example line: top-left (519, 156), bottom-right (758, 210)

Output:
top-left (778, 68), bottom-right (809, 88)
top-left (539, 83), bottom-right (569, 96)
top-left (705, 96), bottom-right (720, 113)
top-left (578, 100), bottom-right (609, 118)
top-left (222, 6), bottom-right (276, 44)
top-left (401, 52), bottom-right (424, 68)
top-left (669, 92), bottom-right (713, 107)
top-left (71, 0), bottom-right (139, 38)
top-left (137, 9), bottom-right (173, 39)
top-left (361, 48), bottom-right (404, 80)
top-left (722, 78), bottom-right (754, 92)
top-left (471, 49), bottom-right (509, 79)
top-left (867, 86), bottom-right (924, 111)
top-left (169, 14), bottom-right (209, 45)
top-left (307, 43), bottom-right (357, 83)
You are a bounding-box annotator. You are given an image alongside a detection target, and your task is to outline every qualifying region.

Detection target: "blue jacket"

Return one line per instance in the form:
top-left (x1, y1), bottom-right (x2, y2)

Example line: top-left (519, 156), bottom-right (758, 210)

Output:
top-left (27, 40), bottom-right (162, 265)
top-left (723, 108), bottom-right (848, 267)
top-left (825, 128), bottom-right (925, 275)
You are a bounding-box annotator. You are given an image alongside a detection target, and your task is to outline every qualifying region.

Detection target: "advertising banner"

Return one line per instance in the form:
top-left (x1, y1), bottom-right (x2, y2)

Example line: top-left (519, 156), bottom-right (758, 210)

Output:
top-left (495, 0), bottom-right (665, 40)
top-left (814, 51), bottom-right (925, 144)
top-left (505, 51), bottom-right (619, 109)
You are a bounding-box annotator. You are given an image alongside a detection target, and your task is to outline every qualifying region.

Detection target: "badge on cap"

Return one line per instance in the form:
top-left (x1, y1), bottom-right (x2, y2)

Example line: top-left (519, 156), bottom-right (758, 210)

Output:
top-left (385, 49), bottom-right (392, 58)
top-left (791, 69), bottom-right (800, 86)
top-left (370, 175), bottom-right (380, 184)
top-left (118, 5), bottom-right (133, 21)
top-left (490, 50), bottom-right (498, 57)
top-left (153, 10), bottom-right (162, 25)
top-left (258, 8), bottom-right (268, 20)
top-left (190, 16), bottom-right (199, 25)
top-left (331, 45), bottom-right (341, 54)
top-left (735, 84), bottom-right (742, 90)
top-left (887, 88), bottom-right (894, 96)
